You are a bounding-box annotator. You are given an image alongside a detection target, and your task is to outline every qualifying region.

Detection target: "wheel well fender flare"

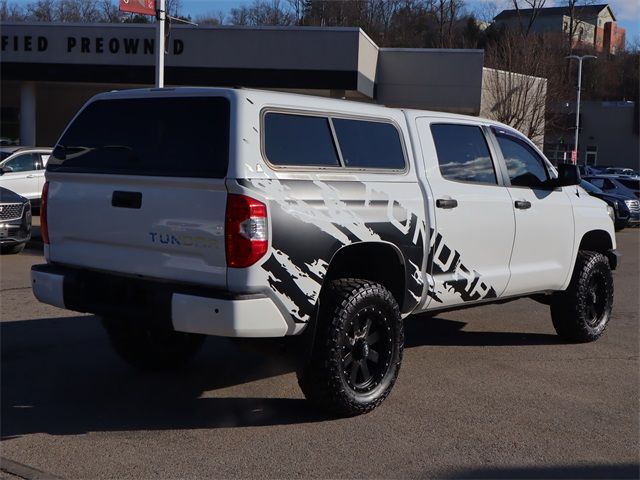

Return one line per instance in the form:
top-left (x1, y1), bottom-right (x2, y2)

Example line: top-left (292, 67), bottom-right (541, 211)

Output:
top-left (321, 241), bottom-right (408, 311)
top-left (577, 229), bottom-right (617, 269)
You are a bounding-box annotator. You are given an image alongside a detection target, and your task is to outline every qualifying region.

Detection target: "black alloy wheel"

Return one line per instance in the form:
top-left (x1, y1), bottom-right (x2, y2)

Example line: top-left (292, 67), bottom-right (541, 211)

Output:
top-left (551, 251), bottom-right (613, 343)
top-left (340, 305), bottom-right (393, 393)
top-left (297, 278), bottom-right (404, 416)
top-left (584, 271), bottom-right (608, 327)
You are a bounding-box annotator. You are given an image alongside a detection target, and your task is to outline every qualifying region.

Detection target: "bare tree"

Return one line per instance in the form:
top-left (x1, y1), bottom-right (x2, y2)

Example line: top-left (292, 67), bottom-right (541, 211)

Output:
top-left (255, 0), bottom-right (294, 25)
top-left (435, 0), bottom-right (463, 48)
top-left (228, 5), bottom-right (250, 25)
top-left (70, 0), bottom-right (102, 22)
top-left (287, 0), bottom-right (305, 25)
top-left (511, 0), bottom-right (547, 36)
top-left (24, 0), bottom-right (109, 22)
top-left (229, 0), bottom-right (294, 26)
top-left (484, 30), bottom-right (558, 144)
top-left (0, 0), bottom-right (26, 20)
top-left (383, 0), bottom-right (432, 47)
top-left (473, 0), bottom-right (501, 24)
top-left (165, 0), bottom-right (181, 18)
top-left (26, 0), bottom-right (56, 21)
top-left (369, 0), bottom-right (401, 44)
top-left (563, 0), bottom-right (599, 52)
top-left (195, 11), bottom-right (225, 26)
top-left (99, 0), bottom-right (121, 22)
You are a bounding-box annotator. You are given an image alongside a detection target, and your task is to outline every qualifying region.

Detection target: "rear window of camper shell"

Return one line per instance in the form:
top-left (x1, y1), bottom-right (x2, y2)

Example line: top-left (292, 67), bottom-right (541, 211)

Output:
top-left (48, 97), bottom-right (230, 178)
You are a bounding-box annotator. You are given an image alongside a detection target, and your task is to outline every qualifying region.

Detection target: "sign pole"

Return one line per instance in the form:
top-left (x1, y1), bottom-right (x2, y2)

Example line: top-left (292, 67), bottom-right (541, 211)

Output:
top-left (566, 55), bottom-right (596, 165)
top-left (155, 0), bottom-right (165, 88)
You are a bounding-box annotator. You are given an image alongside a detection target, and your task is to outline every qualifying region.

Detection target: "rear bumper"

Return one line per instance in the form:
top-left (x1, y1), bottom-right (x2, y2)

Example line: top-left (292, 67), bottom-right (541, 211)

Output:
top-left (31, 264), bottom-right (290, 338)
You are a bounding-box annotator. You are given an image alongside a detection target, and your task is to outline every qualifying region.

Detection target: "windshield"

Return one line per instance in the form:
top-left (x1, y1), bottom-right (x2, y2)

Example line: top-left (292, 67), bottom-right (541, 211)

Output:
top-left (618, 179), bottom-right (640, 190)
top-left (580, 180), bottom-right (603, 194)
top-left (48, 97), bottom-right (230, 178)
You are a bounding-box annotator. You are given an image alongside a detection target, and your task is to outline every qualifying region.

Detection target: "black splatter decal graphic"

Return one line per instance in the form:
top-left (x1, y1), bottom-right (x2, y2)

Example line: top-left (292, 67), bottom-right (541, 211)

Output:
top-left (242, 177), bottom-right (496, 322)
top-left (427, 231), bottom-right (497, 303)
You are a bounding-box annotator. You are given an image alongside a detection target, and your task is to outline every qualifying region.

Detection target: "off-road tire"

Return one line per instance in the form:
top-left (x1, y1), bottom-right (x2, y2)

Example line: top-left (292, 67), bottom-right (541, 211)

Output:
top-left (102, 316), bottom-right (205, 370)
top-left (0, 243), bottom-right (25, 255)
top-left (551, 251), bottom-right (613, 343)
top-left (297, 278), bottom-right (404, 416)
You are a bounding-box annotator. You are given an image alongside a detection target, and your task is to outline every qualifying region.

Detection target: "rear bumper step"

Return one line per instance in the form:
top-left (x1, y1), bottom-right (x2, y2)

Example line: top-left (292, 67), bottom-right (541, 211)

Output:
top-left (31, 264), bottom-right (289, 338)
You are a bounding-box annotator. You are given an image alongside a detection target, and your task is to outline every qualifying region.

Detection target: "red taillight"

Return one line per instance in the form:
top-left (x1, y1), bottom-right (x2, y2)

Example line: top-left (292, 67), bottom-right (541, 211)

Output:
top-left (225, 194), bottom-right (268, 268)
top-left (41, 181), bottom-right (50, 245)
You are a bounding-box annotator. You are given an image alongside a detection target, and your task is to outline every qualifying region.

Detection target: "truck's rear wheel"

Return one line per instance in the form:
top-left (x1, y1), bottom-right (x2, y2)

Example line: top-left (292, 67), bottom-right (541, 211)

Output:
top-left (550, 251), bottom-right (613, 343)
top-left (297, 279), bottom-right (404, 416)
top-left (102, 316), bottom-right (205, 370)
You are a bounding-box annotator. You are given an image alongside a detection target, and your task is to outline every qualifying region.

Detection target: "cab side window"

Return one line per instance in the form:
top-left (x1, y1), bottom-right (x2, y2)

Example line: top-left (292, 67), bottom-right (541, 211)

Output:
top-left (332, 118), bottom-right (405, 169)
top-left (430, 124), bottom-right (497, 185)
top-left (3, 153), bottom-right (38, 173)
top-left (264, 113), bottom-right (340, 167)
top-left (496, 134), bottom-right (549, 188)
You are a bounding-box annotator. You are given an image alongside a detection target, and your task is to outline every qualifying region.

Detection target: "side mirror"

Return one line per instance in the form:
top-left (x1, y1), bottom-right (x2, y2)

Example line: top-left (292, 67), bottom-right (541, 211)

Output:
top-left (555, 163), bottom-right (581, 187)
top-left (0, 165), bottom-right (13, 175)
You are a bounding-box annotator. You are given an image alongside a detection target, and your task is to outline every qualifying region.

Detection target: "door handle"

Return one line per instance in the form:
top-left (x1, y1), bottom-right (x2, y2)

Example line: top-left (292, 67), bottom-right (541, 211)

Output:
top-left (112, 191), bottom-right (142, 209)
top-left (514, 200), bottom-right (532, 210)
top-left (436, 198), bottom-right (458, 209)
top-left (26, 175), bottom-right (35, 178)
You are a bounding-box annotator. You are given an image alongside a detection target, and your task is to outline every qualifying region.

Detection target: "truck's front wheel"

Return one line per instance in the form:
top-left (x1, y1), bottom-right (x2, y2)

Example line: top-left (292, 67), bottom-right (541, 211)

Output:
top-left (102, 317), bottom-right (205, 370)
top-left (297, 279), bottom-right (404, 416)
top-left (551, 251), bottom-right (613, 343)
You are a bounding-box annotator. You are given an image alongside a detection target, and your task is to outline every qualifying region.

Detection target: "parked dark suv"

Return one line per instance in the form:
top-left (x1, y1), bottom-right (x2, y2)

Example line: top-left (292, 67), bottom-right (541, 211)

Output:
top-left (580, 180), bottom-right (631, 231)
top-left (0, 187), bottom-right (32, 254)
top-left (583, 176), bottom-right (640, 226)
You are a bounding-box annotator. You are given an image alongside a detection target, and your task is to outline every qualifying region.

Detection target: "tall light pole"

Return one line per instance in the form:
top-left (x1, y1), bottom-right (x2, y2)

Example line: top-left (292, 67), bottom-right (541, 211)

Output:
top-left (155, 0), bottom-right (166, 88)
top-left (566, 54), bottom-right (596, 164)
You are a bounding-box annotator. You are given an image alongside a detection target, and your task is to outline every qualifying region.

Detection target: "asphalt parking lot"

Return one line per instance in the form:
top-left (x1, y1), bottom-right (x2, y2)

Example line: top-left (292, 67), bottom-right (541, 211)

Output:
top-left (1, 228), bottom-right (638, 479)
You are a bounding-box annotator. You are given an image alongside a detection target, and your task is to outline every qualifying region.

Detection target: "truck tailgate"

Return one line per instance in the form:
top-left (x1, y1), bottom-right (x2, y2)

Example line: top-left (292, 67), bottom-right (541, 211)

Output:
top-left (43, 93), bottom-right (231, 288)
top-left (47, 173), bottom-right (227, 288)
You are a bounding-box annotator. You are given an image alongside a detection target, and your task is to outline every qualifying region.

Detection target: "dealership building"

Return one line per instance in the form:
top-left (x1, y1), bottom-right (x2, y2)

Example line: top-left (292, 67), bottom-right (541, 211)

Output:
top-left (2, 22), bottom-right (540, 147)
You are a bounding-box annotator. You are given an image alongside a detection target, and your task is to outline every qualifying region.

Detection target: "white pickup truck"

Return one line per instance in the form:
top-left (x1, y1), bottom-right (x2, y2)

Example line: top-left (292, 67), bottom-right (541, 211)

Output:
top-left (32, 88), bottom-right (618, 416)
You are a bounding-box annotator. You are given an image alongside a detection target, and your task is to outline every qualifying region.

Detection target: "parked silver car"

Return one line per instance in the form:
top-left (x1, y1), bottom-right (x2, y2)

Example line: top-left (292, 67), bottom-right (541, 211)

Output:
top-left (0, 147), bottom-right (52, 207)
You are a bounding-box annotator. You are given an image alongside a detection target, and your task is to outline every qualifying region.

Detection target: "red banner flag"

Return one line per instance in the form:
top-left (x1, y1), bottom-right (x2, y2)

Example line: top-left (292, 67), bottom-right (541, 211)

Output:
top-left (119, 0), bottom-right (156, 15)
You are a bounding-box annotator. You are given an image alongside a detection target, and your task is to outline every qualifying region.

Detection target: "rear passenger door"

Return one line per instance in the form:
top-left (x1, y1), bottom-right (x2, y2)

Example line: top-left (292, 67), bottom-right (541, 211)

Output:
top-left (417, 119), bottom-right (515, 307)
top-left (490, 128), bottom-right (574, 296)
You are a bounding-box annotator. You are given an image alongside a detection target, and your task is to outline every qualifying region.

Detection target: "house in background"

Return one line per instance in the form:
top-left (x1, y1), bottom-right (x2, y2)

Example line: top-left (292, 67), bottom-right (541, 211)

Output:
top-left (494, 4), bottom-right (625, 54)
